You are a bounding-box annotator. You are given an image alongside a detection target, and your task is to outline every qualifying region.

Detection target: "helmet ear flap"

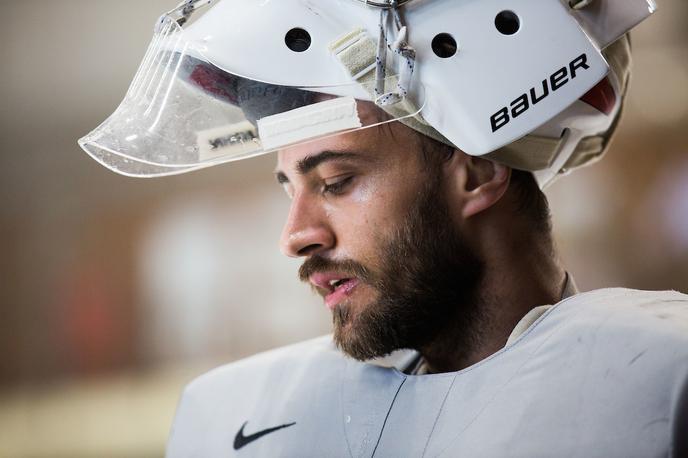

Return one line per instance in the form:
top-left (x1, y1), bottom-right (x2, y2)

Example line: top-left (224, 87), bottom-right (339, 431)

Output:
top-left (483, 35), bottom-right (633, 188)
top-left (559, 34), bottom-right (632, 172)
top-left (604, 34), bottom-right (633, 101)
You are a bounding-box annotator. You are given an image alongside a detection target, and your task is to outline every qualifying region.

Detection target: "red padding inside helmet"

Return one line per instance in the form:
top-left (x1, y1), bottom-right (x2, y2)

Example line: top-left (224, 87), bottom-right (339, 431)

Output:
top-left (579, 77), bottom-right (616, 115)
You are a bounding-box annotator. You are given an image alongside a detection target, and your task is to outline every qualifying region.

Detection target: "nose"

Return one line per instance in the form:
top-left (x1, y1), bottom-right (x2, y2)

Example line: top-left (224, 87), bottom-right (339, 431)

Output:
top-left (279, 192), bottom-right (335, 258)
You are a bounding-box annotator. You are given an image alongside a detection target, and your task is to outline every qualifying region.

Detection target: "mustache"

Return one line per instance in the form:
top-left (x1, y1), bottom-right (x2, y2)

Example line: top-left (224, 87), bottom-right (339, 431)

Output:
top-left (298, 255), bottom-right (373, 283)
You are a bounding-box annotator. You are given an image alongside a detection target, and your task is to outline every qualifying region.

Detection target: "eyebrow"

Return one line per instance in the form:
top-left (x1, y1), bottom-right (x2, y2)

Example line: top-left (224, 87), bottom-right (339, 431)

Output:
top-left (274, 151), bottom-right (366, 184)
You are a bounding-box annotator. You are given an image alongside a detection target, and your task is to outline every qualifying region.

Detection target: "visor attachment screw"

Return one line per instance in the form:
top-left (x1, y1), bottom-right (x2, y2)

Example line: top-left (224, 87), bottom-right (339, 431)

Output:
top-left (569, 0), bottom-right (595, 10)
top-left (357, 0), bottom-right (413, 8)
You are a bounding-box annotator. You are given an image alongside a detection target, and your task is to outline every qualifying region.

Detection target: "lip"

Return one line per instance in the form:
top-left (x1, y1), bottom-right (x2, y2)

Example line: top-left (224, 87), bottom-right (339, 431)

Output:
top-left (324, 278), bottom-right (360, 310)
top-left (309, 272), bottom-right (361, 311)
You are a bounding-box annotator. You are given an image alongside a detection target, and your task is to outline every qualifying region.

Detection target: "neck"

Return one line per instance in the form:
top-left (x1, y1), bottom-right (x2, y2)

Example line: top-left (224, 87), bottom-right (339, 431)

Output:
top-left (418, 232), bottom-right (566, 374)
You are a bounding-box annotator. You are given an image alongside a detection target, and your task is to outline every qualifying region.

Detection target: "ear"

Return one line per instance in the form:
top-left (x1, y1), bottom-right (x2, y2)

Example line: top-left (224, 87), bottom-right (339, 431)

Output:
top-left (447, 153), bottom-right (511, 219)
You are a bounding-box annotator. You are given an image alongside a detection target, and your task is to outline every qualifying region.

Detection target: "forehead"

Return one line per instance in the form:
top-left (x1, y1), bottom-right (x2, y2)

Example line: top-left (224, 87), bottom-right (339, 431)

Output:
top-left (276, 120), bottom-right (422, 173)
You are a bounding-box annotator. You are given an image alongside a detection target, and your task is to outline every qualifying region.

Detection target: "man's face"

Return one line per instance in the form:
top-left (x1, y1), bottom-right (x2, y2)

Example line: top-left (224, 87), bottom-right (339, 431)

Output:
top-left (276, 121), bottom-right (482, 360)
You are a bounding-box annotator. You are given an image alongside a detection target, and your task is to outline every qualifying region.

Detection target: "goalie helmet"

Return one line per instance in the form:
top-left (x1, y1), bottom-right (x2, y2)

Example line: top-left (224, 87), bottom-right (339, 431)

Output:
top-left (78, 0), bottom-right (655, 187)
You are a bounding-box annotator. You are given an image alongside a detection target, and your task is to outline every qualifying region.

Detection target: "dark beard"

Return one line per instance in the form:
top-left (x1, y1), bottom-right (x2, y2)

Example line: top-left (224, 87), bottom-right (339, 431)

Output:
top-left (299, 176), bottom-right (484, 362)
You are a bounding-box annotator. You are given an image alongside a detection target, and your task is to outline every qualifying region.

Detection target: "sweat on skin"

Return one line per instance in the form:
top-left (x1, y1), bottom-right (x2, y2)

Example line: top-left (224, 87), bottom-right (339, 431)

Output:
top-left (274, 107), bottom-right (566, 374)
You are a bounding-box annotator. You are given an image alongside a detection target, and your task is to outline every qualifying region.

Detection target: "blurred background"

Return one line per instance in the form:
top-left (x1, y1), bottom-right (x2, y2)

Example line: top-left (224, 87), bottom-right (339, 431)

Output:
top-left (0, 0), bottom-right (686, 456)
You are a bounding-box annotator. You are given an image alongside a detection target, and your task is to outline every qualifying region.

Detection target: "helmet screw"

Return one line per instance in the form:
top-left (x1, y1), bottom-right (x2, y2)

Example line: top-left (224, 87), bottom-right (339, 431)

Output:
top-left (569, 0), bottom-right (595, 10)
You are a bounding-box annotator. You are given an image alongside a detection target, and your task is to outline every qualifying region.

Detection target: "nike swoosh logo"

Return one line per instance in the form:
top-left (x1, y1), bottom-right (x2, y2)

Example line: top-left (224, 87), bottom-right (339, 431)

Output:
top-left (233, 421), bottom-right (296, 450)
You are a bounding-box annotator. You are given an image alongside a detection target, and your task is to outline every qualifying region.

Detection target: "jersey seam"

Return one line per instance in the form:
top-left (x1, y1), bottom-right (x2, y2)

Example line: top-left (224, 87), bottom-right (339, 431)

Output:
top-left (371, 377), bottom-right (407, 458)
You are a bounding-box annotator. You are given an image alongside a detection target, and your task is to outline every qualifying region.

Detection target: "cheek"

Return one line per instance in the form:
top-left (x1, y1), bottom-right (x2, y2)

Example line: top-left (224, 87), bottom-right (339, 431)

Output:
top-left (349, 176), bottom-right (377, 204)
top-left (349, 176), bottom-right (400, 226)
top-left (327, 176), bottom-right (415, 259)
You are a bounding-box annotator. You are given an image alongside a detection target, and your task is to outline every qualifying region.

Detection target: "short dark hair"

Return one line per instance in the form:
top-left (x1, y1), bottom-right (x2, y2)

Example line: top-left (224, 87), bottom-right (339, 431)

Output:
top-left (509, 168), bottom-right (552, 235)
top-left (418, 133), bottom-right (552, 235)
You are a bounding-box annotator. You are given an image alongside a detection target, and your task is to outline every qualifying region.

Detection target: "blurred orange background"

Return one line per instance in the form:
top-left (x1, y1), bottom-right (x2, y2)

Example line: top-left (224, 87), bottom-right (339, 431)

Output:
top-left (0, 1), bottom-right (686, 456)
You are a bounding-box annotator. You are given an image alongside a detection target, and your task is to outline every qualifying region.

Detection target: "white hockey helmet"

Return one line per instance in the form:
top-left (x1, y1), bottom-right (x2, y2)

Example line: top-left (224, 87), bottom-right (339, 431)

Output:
top-left (79, 0), bottom-right (656, 187)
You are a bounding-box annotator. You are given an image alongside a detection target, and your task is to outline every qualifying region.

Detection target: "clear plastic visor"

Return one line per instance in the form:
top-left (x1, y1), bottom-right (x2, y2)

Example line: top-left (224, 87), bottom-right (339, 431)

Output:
top-left (79, 16), bottom-right (425, 177)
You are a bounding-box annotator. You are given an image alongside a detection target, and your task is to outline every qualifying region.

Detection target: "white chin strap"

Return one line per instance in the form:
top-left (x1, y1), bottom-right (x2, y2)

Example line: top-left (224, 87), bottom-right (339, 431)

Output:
top-left (532, 129), bottom-right (583, 189)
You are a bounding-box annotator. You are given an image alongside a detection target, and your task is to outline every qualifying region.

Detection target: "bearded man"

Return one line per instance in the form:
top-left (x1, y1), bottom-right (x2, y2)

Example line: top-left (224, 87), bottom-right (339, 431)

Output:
top-left (287, 121), bottom-right (537, 373)
top-left (79, 0), bottom-right (687, 456)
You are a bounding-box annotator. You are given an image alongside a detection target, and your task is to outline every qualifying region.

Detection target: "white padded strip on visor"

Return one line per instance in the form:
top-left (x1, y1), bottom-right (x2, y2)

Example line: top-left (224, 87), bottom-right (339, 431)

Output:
top-left (257, 96), bottom-right (363, 151)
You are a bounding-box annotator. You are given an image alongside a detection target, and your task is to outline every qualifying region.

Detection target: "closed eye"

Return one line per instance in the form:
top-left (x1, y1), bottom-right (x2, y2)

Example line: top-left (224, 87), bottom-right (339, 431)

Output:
top-left (323, 176), bottom-right (354, 196)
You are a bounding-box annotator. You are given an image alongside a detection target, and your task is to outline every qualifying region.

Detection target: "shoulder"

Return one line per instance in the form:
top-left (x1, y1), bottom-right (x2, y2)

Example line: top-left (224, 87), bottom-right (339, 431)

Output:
top-left (517, 287), bottom-right (688, 410)
top-left (538, 288), bottom-right (688, 418)
top-left (535, 288), bottom-right (688, 373)
top-left (487, 288), bottom-right (688, 456)
top-left (564, 286), bottom-right (688, 310)
top-left (167, 334), bottom-right (347, 455)
top-left (551, 287), bottom-right (688, 340)
top-left (180, 334), bottom-right (341, 399)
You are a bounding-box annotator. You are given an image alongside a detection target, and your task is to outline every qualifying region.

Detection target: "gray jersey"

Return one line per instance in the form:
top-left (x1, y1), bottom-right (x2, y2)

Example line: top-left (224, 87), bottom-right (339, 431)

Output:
top-left (167, 288), bottom-right (688, 457)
